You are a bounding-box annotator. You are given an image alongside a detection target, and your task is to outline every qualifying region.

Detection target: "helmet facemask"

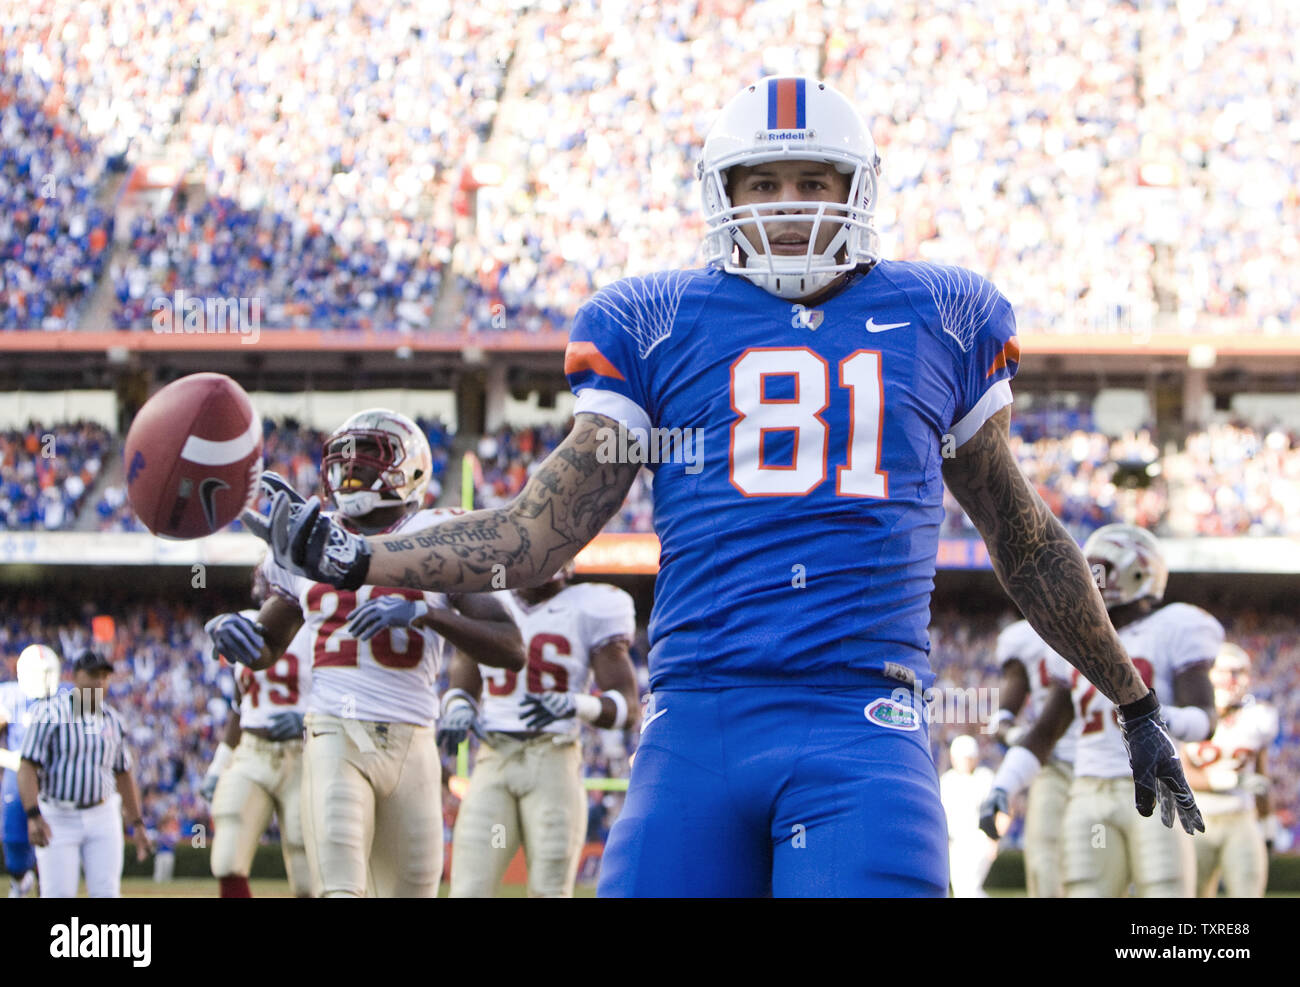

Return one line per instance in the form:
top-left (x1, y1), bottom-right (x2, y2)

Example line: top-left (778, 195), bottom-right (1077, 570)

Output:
top-left (323, 429), bottom-right (424, 518)
top-left (698, 78), bottom-right (883, 300)
top-left (700, 149), bottom-right (879, 300)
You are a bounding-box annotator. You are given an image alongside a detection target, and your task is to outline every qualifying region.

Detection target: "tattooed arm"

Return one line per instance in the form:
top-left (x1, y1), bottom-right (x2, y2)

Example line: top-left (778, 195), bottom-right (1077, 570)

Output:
top-left (364, 413), bottom-right (640, 592)
top-left (941, 407), bottom-right (1148, 706)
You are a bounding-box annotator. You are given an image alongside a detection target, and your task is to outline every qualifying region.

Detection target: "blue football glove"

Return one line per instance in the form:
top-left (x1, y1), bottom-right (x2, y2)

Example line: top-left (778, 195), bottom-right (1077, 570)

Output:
top-left (205, 612), bottom-right (265, 667)
top-left (346, 596), bottom-right (430, 641)
top-left (1118, 690), bottom-right (1205, 835)
top-left (266, 711), bottom-right (305, 742)
top-left (240, 472), bottom-right (371, 591)
top-left (437, 690), bottom-right (483, 758)
top-left (520, 692), bottom-right (576, 730)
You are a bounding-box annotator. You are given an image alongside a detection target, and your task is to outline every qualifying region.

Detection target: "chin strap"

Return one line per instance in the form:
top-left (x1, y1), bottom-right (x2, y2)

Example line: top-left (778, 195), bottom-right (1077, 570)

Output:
top-left (742, 268), bottom-right (842, 300)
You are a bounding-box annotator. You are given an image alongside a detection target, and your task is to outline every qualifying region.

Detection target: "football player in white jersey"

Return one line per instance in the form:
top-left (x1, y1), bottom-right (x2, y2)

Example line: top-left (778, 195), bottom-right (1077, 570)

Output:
top-left (981, 525), bottom-right (1217, 897)
top-left (1182, 642), bottom-right (1279, 897)
top-left (206, 409), bottom-right (523, 897)
top-left (990, 619), bottom-right (1081, 897)
top-left (203, 568), bottom-right (315, 898)
top-left (434, 563), bottom-right (639, 897)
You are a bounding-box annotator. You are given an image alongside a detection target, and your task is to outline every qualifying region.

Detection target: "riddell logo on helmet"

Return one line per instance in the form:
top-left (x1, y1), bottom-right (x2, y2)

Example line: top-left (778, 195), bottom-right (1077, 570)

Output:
top-left (763, 129), bottom-right (812, 141)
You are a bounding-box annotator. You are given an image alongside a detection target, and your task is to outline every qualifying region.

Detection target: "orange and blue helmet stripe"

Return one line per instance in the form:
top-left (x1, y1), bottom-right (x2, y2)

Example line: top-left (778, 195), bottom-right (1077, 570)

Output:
top-left (767, 77), bottom-right (806, 130)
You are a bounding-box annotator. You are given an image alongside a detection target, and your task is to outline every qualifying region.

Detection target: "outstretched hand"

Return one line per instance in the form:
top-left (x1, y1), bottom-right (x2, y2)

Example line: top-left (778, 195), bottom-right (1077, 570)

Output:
top-left (1119, 690), bottom-right (1205, 835)
top-left (241, 472), bottom-right (372, 590)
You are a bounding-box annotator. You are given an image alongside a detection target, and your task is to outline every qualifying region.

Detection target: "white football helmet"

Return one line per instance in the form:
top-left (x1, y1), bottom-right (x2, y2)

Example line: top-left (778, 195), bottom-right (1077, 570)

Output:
top-left (698, 76), bottom-right (881, 299)
top-left (17, 644), bottom-right (61, 700)
top-left (1210, 642), bottom-right (1251, 710)
top-left (1083, 524), bottom-right (1168, 609)
top-left (322, 409), bottom-right (432, 518)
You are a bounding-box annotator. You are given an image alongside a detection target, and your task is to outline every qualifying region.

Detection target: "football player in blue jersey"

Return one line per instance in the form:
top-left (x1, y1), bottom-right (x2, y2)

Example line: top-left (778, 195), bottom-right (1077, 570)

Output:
top-left (244, 77), bottom-right (1204, 897)
top-left (0, 645), bottom-right (63, 897)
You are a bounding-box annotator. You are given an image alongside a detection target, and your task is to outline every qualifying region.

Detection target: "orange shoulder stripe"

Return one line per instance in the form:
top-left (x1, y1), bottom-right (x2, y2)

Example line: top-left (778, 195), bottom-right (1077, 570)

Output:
top-left (564, 340), bottom-right (626, 382)
top-left (985, 337), bottom-right (1021, 378)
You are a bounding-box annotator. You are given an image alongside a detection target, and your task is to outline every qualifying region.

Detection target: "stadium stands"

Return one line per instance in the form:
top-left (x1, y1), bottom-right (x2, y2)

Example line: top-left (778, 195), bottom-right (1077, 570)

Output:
top-left (1, 0), bottom-right (1297, 896)
top-left (0, 421), bottom-right (112, 530)
top-left (0, 82), bottom-right (114, 331)
top-left (3, 415), bottom-right (1297, 540)
top-left (3, 0), bottom-right (1297, 332)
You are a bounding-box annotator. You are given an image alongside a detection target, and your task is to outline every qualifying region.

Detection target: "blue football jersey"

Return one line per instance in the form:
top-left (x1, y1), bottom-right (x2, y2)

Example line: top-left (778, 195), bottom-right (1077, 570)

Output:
top-left (566, 261), bottom-right (1019, 692)
top-left (1, 681), bottom-right (36, 797)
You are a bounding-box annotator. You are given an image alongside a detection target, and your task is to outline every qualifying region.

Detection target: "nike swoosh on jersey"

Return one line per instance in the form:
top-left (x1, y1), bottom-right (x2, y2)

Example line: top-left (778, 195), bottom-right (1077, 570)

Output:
top-left (640, 707), bottom-right (667, 734)
top-left (865, 318), bottom-right (911, 333)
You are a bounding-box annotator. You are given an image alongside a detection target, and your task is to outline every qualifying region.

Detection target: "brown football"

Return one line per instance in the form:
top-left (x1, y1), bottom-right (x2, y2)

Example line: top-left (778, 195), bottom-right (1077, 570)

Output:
top-left (124, 373), bottom-right (263, 539)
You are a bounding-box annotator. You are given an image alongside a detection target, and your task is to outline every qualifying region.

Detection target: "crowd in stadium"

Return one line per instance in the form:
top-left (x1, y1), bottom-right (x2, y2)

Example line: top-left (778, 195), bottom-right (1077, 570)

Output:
top-left (108, 0), bottom-right (513, 331)
top-left (0, 80), bottom-right (115, 331)
top-left (940, 420), bottom-right (1300, 541)
top-left (0, 421), bottom-right (113, 530)
top-left (2, 0), bottom-right (1297, 333)
top-left (109, 195), bottom-right (448, 331)
top-left (420, 416), bottom-right (1300, 541)
top-left (1, 595), bottom-right (1294, 856)
top-left (2, 414), bottom-right (1298, 540)
top-left (3, 0), bottom-right (211, 167)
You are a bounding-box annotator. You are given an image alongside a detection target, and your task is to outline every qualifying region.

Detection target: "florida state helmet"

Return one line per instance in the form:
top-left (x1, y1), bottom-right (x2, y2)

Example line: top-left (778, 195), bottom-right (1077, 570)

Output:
top-left (1082, 524), bottom-right (1168, 609)
top-left (322, 409), bottom-right (432, 518)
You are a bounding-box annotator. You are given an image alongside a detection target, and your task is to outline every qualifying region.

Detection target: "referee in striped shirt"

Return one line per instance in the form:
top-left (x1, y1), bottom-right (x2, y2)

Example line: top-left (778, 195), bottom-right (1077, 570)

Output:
top-left (17, 651), bottom-right (152, 897)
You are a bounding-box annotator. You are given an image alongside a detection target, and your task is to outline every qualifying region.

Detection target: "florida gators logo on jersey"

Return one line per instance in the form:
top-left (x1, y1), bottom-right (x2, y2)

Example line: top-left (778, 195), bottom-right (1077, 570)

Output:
top-left (865, 698), bottom-right (920, 731)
